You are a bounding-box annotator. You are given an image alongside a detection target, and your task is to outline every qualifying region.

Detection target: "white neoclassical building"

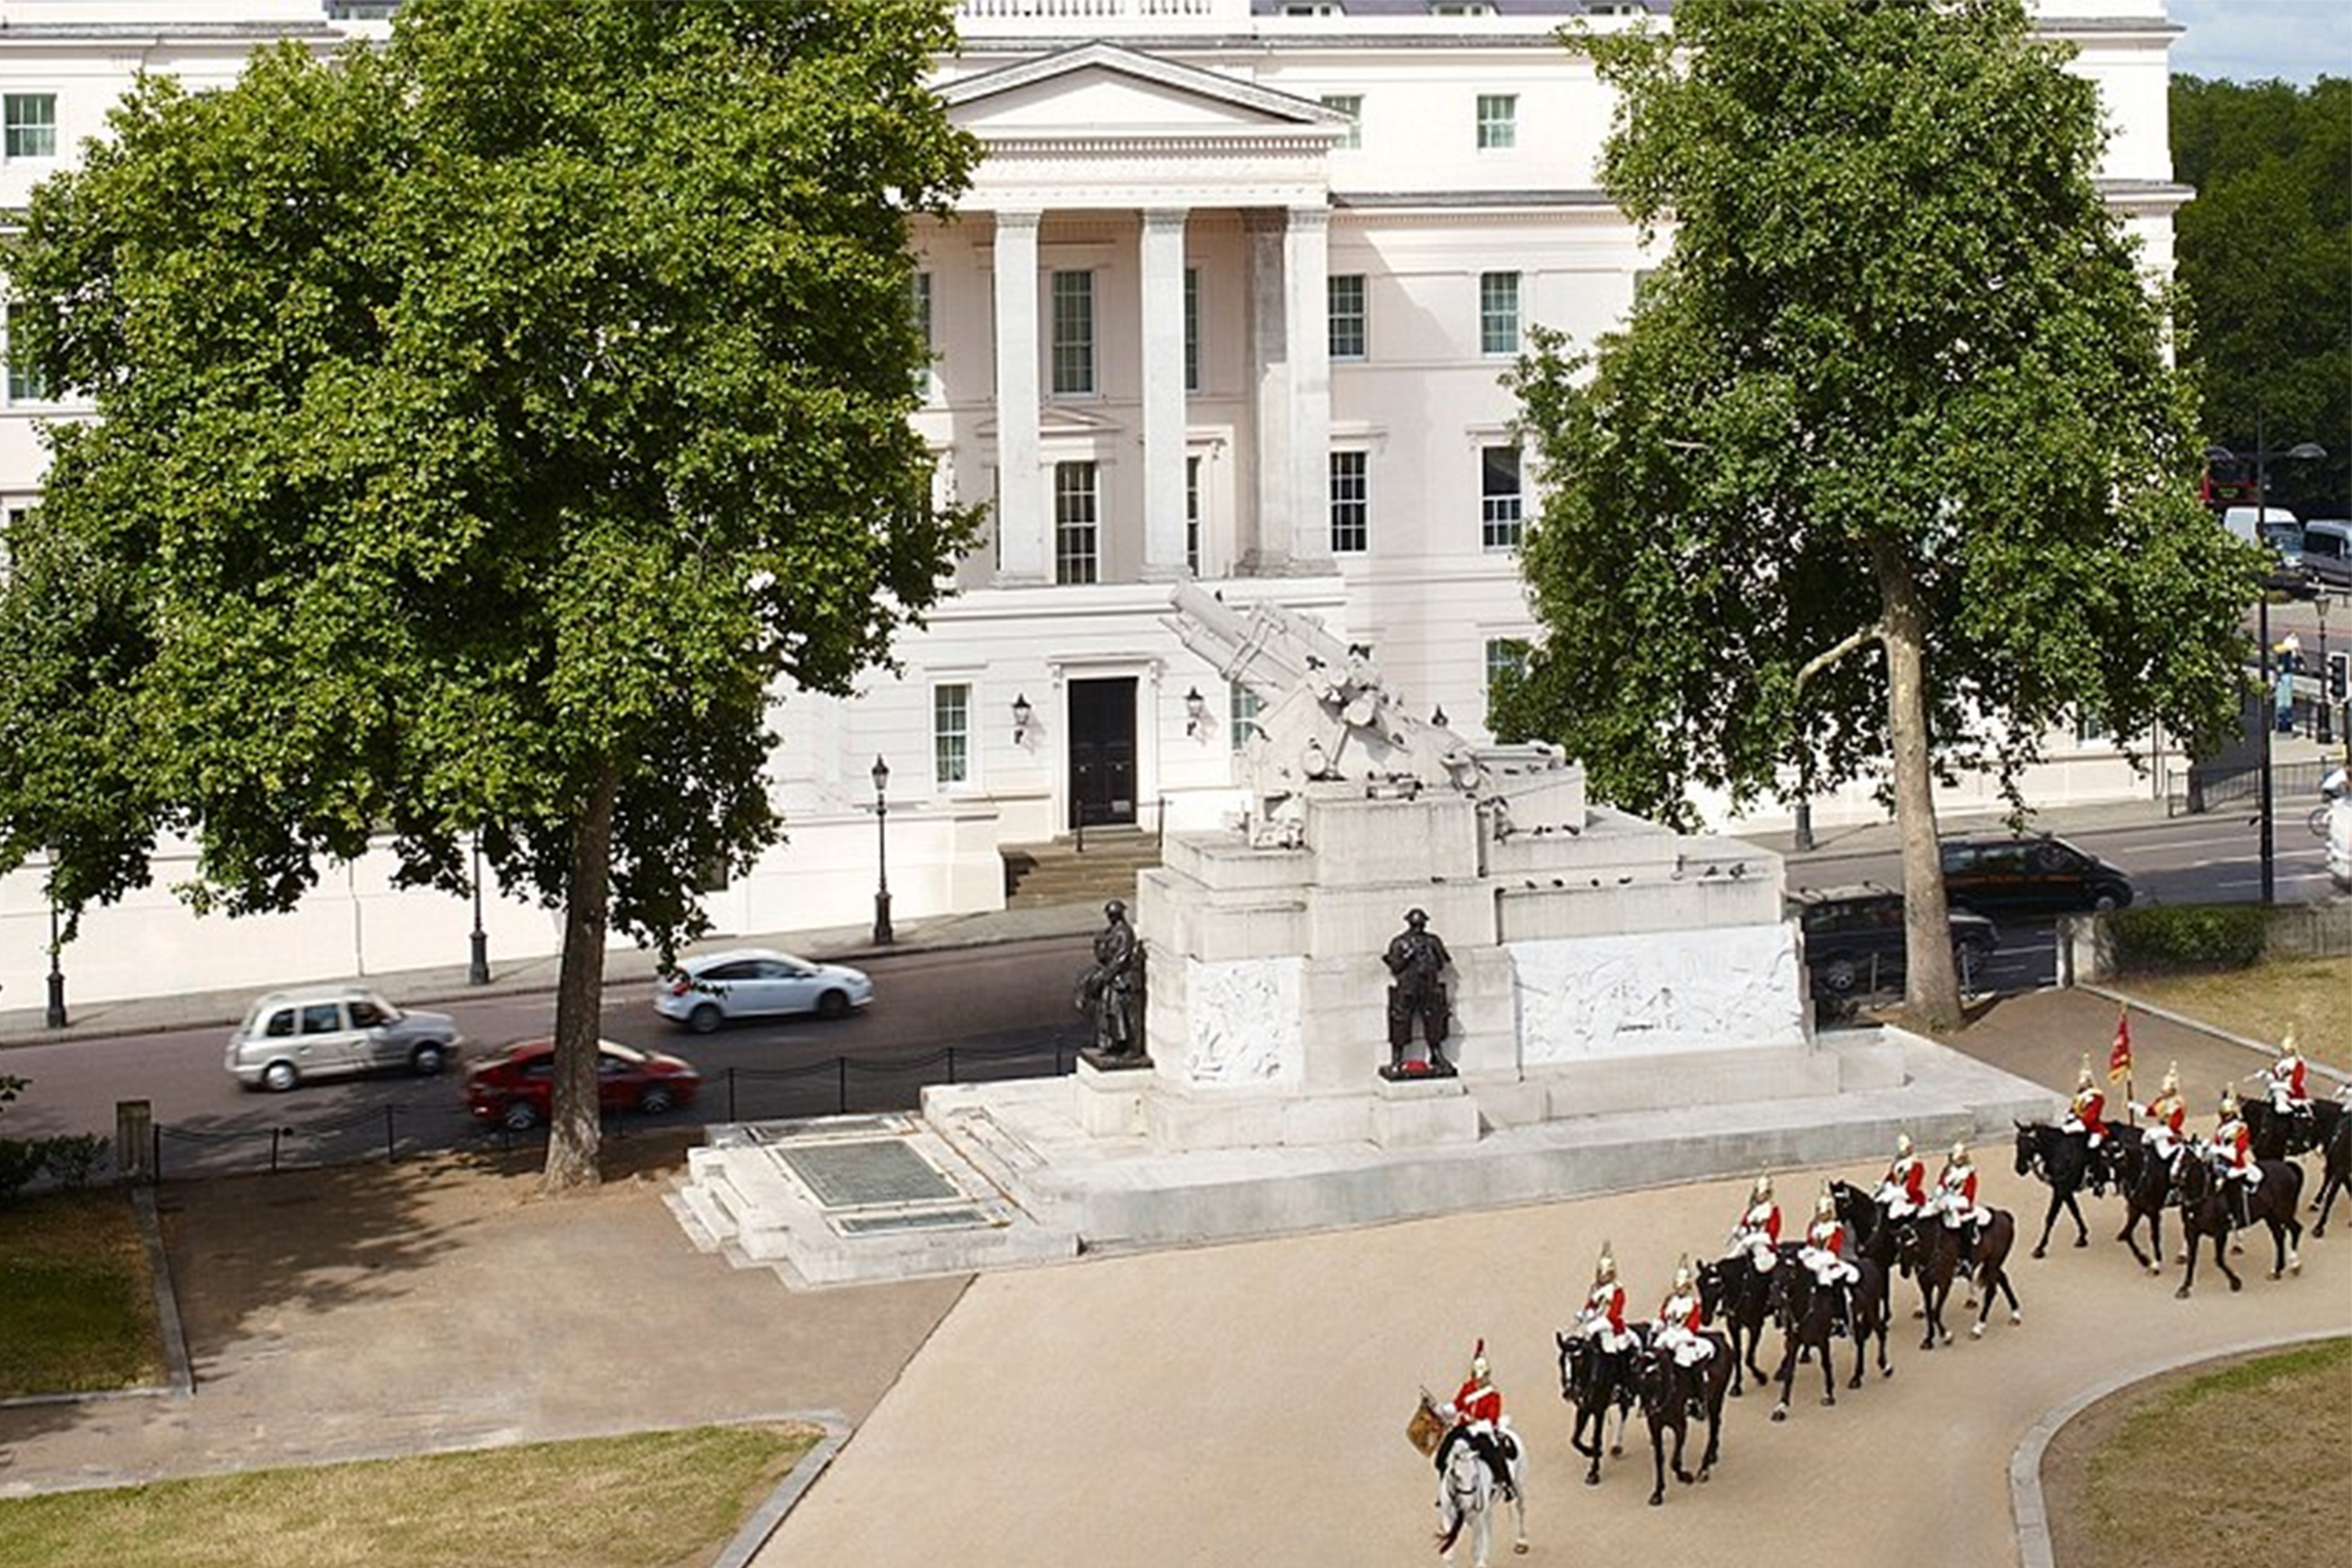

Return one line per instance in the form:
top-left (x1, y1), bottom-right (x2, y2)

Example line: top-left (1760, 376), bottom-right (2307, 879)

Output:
top-left (0, 0), bottom-right (2190, 1006)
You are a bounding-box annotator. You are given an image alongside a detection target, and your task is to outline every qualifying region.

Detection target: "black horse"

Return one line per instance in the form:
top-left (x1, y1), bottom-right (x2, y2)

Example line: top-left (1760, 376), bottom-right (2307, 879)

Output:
top-left (1898, 1209), bottom-right (2021, 1345)
top-left (2174, 1153), bottom-right (2304, 1298)
top-left (2243, 1095), bottom-right (2345, 1162)
top-left (1555, 1327), bottom-right (1641, 1487)
top-left (2108, 1130), bottom-right (2178, 1276)
top-left (2313, 1112), bottom-right (2352, 1240)
top-left (2014, 1120), bottom-right (2098, 1258)
top-left (1831, 1178), bottom-right (1906, 1276)
top-left (1695, 1248), bottom-right (1786, 1396)
top-left (1632, 1331), bottom-right (1733, 1508)
top-left (1765, 1255), bottom-right (1890, 1421)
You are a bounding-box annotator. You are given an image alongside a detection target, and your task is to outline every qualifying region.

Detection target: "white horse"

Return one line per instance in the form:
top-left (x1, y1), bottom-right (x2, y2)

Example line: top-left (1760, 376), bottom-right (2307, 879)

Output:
top-left (1434, 1418), bottom-right (1528, 1566)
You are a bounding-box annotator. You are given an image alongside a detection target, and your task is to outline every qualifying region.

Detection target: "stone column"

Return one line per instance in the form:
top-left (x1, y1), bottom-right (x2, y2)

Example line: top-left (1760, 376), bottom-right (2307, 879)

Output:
top-left (1247, 209), bottom-right (1291, 572)
top-left (1284, 201), bottom-right (1334, 572)
top-left (1139, 207), bottom-right (1190, 580)
top-left (991, 209), bottom-right (1046, 584)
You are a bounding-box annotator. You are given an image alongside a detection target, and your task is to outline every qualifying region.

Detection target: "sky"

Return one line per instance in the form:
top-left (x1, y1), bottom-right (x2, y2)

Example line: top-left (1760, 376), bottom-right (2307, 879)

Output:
top-left (2165, 0), bottom-right (2352, 85)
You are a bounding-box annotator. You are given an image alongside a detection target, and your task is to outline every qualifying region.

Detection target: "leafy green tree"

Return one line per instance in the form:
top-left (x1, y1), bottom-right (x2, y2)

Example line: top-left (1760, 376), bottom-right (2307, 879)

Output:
top-left (2172, 75), bottom-right (2351, 517)
top-left (1500, 0), bottom-right (2248, 1028)
top-left (0, 0), bottom-right (979, 1189)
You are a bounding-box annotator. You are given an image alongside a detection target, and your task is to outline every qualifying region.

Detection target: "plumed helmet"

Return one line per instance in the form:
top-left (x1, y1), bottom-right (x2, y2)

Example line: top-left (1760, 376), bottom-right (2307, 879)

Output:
top-left (1814, 1190), bottom-right (1837, 1220)
top-left (1895, 1131), bottom-right (1914, 1159)
top-left (1951, 1140), bottom-right (1970, 1165)
top-left (1751, 1172), bottom-right (1773, 1202)
top-left (2278, 1029), bottom-right (2299, 1058)
top-left (1595, 1243), bottom-right (1617, 1284)
top-left (1672, 1254), bottom-right (1694, 1293)
top-left (2220, 1087), bottom-right (2239, 1116)
top-left (2077, 1054), bottom-right (2095, 1089)
top-left (2161, 1062), bottom-right (2181, 1094)
top-left (1468, 1338), bottom-right (1489, 1381)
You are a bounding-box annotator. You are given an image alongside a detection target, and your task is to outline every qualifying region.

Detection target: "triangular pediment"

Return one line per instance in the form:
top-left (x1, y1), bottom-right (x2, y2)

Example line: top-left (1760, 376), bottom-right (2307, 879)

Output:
top-left (941, 43), bottom-right (1349, 137)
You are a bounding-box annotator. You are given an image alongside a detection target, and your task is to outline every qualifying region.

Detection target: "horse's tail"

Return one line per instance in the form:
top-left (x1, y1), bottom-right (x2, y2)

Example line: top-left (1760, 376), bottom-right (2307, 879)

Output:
top-left (1436, 1513), bottom-right (1465, 1555)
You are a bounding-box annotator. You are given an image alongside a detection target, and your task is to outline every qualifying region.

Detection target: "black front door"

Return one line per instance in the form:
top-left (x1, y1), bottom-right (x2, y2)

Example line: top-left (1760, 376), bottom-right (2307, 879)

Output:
top-left (1068, 677), bottom-right (1138, 831)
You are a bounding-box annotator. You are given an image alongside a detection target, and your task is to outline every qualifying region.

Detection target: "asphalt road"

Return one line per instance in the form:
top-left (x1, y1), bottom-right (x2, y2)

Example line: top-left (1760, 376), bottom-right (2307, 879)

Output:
top-left (0, 936), bottom-right (1092, 1176)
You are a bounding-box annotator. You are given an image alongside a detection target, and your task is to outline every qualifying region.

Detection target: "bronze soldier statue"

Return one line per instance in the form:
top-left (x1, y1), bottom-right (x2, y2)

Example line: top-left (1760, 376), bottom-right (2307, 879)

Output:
top-left (1383, 907), bottom-right (1454, 1075)
top-left (1077, 898), bottom-right (1146, 1062)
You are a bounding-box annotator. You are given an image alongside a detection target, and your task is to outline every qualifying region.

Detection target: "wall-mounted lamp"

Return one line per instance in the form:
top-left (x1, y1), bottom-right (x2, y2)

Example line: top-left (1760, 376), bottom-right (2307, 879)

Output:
top-left (1012, 692), bottom-right (1034, 746)
top-left (1432, 706), bottom-right (1450, 730)
top-left (1184, 685), bottom-right (1209, 739)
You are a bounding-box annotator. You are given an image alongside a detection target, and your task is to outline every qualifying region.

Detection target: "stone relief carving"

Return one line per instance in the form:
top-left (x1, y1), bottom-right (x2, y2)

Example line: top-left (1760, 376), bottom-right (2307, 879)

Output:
top-left (1513, 927), bottom-right (1801, 1063)
top-left (1184, 956), bottom-right (1301, 1085)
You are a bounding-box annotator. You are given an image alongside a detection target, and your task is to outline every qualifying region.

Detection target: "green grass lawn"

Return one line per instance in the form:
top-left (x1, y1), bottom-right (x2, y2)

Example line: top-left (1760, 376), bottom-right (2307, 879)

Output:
top-left (0, 1188), bottom-right (166, 1398)
top-left (2045, 1338), bottom-right (2352, 1568)
top-left (0, 1423), bottom-right (818, 1568)
top-left (2117, 955), bottom-right (2351, 1071)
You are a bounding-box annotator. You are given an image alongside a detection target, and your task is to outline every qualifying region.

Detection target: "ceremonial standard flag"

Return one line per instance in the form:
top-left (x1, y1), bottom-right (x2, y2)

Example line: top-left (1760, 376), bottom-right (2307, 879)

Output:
top-left (2107, 1007), bottom-right (2132, 1084)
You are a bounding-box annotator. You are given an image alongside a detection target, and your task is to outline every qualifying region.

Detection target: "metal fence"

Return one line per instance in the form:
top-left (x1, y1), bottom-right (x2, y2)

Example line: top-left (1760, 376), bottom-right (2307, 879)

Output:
top-left (2174, 757), bottom-right (2333, 815)
top-left (137, 1034), bottom-right (1083, 1184)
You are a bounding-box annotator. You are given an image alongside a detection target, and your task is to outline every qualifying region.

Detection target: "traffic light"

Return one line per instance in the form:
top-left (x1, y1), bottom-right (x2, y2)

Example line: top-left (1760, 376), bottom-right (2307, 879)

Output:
top-left (2330, 651), bottom-right (2350, 702)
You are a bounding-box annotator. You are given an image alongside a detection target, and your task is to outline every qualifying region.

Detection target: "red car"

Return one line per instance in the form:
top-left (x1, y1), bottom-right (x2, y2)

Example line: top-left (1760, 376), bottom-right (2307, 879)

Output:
top-left (464, 1038), bottom-right (700, 1131)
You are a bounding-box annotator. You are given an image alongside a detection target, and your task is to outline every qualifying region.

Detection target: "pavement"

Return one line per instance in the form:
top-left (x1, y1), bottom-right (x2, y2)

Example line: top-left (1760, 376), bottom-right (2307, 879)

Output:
top-left (2, 794), bottom-right (2347, 1567)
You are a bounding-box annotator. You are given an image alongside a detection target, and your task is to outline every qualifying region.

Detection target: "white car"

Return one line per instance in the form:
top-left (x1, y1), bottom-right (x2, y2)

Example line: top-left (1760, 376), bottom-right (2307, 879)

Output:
top-left (655, 949), bottom-right (874, 1033)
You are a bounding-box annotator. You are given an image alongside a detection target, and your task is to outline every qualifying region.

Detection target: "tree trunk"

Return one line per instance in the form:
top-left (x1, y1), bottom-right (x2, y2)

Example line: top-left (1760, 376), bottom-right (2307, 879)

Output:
top-left (1871, 538), bottom-right (1963, 1031)
top-left (543, 756), bottom-right (619, 1195)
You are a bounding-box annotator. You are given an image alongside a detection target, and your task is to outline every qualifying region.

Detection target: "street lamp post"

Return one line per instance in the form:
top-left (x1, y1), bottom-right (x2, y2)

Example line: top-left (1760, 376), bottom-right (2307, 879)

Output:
top-left (2318, 593), bottom-right (2333, 746)
top-left (870, 755), bottom-right (894, 946)
top-left (2208, 430), bottom-right (2326, 907)
top-left (467, 832), bottom-right (490, 985)
top-left (44, 898), bottom-right (67, 1030)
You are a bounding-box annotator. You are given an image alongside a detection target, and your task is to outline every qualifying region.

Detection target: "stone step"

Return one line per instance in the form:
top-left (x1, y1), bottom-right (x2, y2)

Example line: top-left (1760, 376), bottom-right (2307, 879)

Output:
top-left (1003, 833), bottom-right (1164, 906)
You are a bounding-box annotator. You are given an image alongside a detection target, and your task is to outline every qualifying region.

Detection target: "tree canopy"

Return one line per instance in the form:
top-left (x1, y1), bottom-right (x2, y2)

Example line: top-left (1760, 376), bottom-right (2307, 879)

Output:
top-left (2172, 74), bottom-right (2351, 517)
top-left (1499, 0), bottom-right (2249, 1026)
top-left (0, 0), bottom-right (979, 1187)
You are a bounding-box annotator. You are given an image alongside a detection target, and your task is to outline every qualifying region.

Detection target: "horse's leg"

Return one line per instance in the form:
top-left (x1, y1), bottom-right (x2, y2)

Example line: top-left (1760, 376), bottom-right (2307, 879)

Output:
top-left (1770, 1335), bottom-right (1795, 1422)
top-left (2033, 1189), bottom-right (2063, 1258)
top-left (1607, 1399), bottom-right (1626, 1459)
top-left (2175, 1217), bottom-right (2201, 1298)
top-left (2065, 1190), bottom-right (2090, 1247)
top-left (1647, 1419), bottom-right (1668, 1507)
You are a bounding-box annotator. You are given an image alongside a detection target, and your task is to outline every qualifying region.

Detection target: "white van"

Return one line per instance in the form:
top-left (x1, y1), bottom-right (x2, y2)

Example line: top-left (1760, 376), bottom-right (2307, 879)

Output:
top-left (2220, 504), bottom-right (2303, 561)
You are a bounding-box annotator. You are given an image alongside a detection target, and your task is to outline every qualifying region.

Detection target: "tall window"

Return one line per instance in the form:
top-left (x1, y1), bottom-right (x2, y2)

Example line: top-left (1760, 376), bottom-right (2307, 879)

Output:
top-left (4, 307), bottom-right (48, 404)
top-left (1328, 274), bottom-right (1367, 361)
top-left (1484, 637), bottom-right (1530, 701)
top-left (1051, 270), bottom-right (1095, 396)
top-left (1481, 446), bottom-right (1523, 551)
top-left (1229, 682), bottom-right (1265, 753)
top-left (1054, 460), bottom-right (1099, 584)
top-left (911, 271), bottom-right (934, 397)
top-left (1185, 455), bottom-right (1203, 575)
top-left (1184, 267), bottom-right (1200, 393)
top-left (934, 684), bottom-right (971, 785)
top-left (1329, 451), bottom-right (1369, 554)
top-left (1479, 271), bottom-right (1520, 356)
top-left (1320, 93), bottom-right (1363, 150)
top-left (1475, 94), bottom-right (1517, 150)
top-left (3, 93), bottom-right (56, 160)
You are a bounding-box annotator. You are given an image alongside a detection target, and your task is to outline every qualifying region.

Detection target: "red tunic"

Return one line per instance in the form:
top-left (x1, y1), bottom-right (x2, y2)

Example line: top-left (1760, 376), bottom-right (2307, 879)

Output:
top-left (2071, 1087), bottom-right (2108, 1138)
top-left (2145, 1094), bottom-right (2185, 1136)
top-left (1738, 1200), bottom-right (1781, 1243)
top-left (1940, 1165), bottom-right (1978, 1207)
top-left (1452, 1377), bottom-right (1501, 1426)
top-left (1658, 1290), bottom-right (1704, 1334)
top-left (1806, 1218), bottom-right (1845, 1257)
top-left (2270, 1057), bottom-right (2308, 1100)
top-left (2214, 1119), bottom-right (2252, 1171)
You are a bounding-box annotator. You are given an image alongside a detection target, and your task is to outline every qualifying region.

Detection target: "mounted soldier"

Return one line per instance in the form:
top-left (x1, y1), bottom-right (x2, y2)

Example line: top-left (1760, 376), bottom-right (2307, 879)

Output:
top-left (1652, 1256), bottom-right (1717, 1418)
top-left (2209, 1087), bottom-right (2261, 1229)
top-left (1577, 1243), bottom-right (1641, 1356)
top-left (1929, 1140), bottom-right (1989, 1253)
top-left (2132, 1062), bottom-right (2189, 1180)
top-left (1798, 1189), bottom-right (1862, 1336)
top-left (2060, 1056), bottom-right (2111, 1192)
top-left (1432, 1339), bottom-right (1518, 1504)
top-left (1873, 1131), bottom-right (1928, 1226)
top-left (1726, 1172), bottom-right (1783, 1275)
